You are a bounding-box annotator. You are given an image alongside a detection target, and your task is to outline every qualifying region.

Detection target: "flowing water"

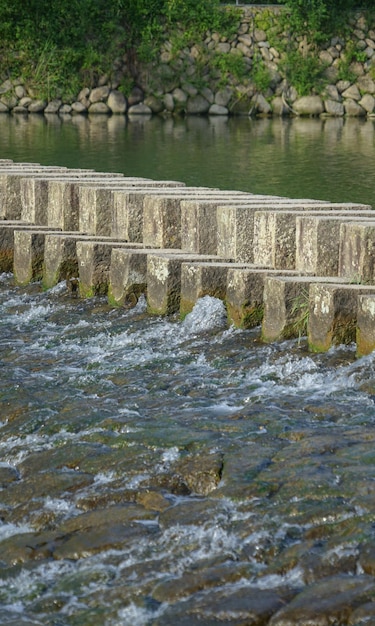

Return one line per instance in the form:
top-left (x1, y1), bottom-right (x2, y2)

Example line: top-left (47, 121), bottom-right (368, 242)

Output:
top-left (1, 114), bottom-right (375, 624)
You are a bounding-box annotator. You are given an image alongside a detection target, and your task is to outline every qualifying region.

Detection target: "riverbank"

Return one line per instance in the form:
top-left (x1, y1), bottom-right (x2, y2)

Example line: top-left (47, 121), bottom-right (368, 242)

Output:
top-left (0, 6), bottom-right (375, 118)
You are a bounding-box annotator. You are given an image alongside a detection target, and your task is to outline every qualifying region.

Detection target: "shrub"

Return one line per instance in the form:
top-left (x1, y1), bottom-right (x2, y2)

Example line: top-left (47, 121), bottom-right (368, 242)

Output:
top-left (283, 0), bottom-right (375, 38)
top-left (280, 49), bottom-right (328, 96)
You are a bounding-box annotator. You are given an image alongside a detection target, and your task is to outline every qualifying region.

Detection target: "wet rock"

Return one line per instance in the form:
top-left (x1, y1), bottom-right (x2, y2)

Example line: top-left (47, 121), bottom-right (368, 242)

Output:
top-left (269, 574), bottom-right (375, 625)
top-left (0, 610), bottom-right (43, 625)
top-left (53, 520), bottom-right (156, 560)
top-left (0, 464), bottom-right (20, 486)
top-left (298, 543), bottom-right (358, 584)
top-left (359, 542), bottom-right (375, 575)
top-left (151, 561), bottom-right (253, 603)
top-left (75, 485), bottom-right (138, 511)
top-left (57, 503), bottom-right (157, 534)
top-left (0, 471), bottom-right (94, 512)
top-left (0, 529), bottom-right (59, 565)
top-left (149, 474), bottom-right (192, 496)
top-left (51, 505), bottom-right (159, 560)
top-left (3, 496), bottom-right (71, 530)
top-left (214, 442), bottom-right (279, 500)
top-left (173, 452), bottom-right (224, 495)
top-left (136, 490), bottom-right (171, 511)
top-left (17, 442), bottom-right (98, 474)
top-left (156, 585), bottom-right (296, 626)
top-left (18, 439), bottom-right (144, 478)
top-left (264, 540), bottom-right (317, 578)
top-left (348, 602), bottom-right (375, 625)
top-left (159, 498), bottom-right (227, 529)
top-left (154, 616), bottom-right (234, 626)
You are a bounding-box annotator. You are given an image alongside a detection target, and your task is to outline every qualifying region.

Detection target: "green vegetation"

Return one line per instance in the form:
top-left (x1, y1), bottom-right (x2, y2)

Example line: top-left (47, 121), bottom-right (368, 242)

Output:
top-left (223, 1), bottom-right (373, 36)
top-left (211, 53), bottom-right (247, 89)
top-left (0, 0), bottom-right (373, 102)
top-left (337, 40), bottom-right (368, 83)
top-left (251, 55), bottom-right (272, 94)
top-left (290, 288), bottom-right (310, 343)
top-left (287, 0), bottom-right (372, 34)
top-left (280, 50), bottom-right (328, 97)
top-left (0, 0), bottom-right (240, 99)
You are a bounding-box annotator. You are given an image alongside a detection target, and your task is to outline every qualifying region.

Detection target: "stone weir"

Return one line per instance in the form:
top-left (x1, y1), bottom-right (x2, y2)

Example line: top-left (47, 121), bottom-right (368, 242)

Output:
top-left (1, 159), bottom-right (375, 357)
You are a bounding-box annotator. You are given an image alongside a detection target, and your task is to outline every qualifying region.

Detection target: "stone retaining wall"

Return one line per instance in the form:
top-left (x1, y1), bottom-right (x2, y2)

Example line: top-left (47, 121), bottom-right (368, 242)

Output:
top-left (0, 7), bottom-right (375, 118)
top-left (1, 159), bottom-right (375, 356)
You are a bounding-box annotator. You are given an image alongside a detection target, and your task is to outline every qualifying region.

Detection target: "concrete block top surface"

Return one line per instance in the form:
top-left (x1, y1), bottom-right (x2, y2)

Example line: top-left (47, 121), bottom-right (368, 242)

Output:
top-left (18, 173), bottom-right (131, 181)
top-left (118, 187), bottom-right (222, 196)
top-left (218, 202), bottom-right (372, 210)
top-left (258, 210), bottom-right (375, 217)
top-left (150, 253), bottom-right (224, 260)
top-left (314, 283), bottom-right (375, 292)
top-left (266, 275), bottom-right (351, 284)
top-left (340, 220), bottom-right (375, 226)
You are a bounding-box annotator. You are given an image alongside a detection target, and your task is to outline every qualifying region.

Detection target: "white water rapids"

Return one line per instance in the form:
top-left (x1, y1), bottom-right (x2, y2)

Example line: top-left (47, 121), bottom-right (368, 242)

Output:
top-left (1, 273), bottom-right (375, 625)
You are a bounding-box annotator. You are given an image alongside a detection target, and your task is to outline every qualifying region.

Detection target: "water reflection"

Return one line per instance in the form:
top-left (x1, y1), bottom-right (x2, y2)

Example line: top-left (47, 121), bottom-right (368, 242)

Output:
top-left (0, 113), bottom-right (374, 206)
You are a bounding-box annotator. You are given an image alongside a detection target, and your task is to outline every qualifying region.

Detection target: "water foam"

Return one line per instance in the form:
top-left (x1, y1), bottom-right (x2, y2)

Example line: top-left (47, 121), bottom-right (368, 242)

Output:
top-left (182, 296), bottom-right (228, 334)
top-left (0, 522), bottom-right (33, 541)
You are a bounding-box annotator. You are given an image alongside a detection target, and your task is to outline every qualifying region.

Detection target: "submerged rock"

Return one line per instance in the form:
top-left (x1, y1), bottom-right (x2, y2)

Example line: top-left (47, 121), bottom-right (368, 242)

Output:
top-left (155, 585), bottom-right (297, 625)
top-left (269, 574), bottom-right (375, 625)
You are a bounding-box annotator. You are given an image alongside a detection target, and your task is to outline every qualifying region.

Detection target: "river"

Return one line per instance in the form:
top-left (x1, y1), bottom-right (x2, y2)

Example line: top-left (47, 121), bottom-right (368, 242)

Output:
top-left (0, 113), bottom-right (375, 625)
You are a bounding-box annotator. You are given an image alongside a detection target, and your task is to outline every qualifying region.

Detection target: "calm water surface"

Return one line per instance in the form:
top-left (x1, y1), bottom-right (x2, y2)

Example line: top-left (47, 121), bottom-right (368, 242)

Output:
top-left (0, 113), bottom-right (375, 206)
top-left (0, 114), bottom-right (375, 624)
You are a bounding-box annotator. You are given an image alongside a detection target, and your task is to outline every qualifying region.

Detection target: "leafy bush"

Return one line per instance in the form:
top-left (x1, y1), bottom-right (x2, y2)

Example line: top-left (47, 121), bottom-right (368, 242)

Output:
top-left (250, 55), bottom-right (272, 93)
top-left (211, 52), bottom-right (247, 88)
top-left (279, 50), bottom-right (328, 96)
top-left (0, 0), bottom-right (241, 97)
top-left (283, 0), bottom-right (374, 38)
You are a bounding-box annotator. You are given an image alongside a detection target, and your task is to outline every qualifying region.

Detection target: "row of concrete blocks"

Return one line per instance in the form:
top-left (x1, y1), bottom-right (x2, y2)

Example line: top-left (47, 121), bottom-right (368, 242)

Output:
top-left (1, 159), bottom-right (375, 356)
top-left (2, 219), bottom-right (375, 357)
top-left (0, 160), bottom-right (373, 270)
